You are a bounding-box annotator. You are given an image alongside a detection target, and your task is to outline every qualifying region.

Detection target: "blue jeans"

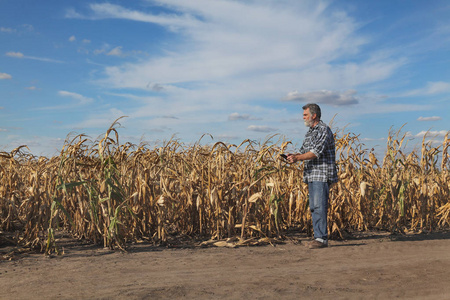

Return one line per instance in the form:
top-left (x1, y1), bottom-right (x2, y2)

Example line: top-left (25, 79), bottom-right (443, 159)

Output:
top-left (308, 181), bottom-right (330, 242)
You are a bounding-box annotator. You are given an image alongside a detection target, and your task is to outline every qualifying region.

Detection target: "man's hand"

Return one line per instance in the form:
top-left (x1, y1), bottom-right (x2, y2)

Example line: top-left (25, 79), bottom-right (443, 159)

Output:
top-left (286, 152), bottom-right (317, 163)
top-left (286, 154), bottom-right (297, 163)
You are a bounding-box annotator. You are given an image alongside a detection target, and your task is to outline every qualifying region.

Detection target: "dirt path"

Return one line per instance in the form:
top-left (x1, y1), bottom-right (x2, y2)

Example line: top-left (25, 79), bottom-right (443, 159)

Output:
top-left (2, 232), bottom-right (450, 299)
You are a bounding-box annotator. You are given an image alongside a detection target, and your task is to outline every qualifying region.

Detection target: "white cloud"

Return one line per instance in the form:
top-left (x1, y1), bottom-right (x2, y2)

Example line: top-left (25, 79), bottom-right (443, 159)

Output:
top-left (35, 91), bottom-right (94, 111)
top-left (147, 83), bottom-right (165, 91)
top-left (5, 51), bottom-right (64, 63)
top-left (72, 108), bottom-right (126, 129)
top-left (426, 82), bottom-right (450, 94)
top-left (2, 135), bottom-right (64, 157)
top-left (159, 115), bottom-right (178, 119)
top-left (69, 35), bottom-right (76, 42)
top-left (247, 125), bottom-right (277, 133)
top-left (0, 72), bottom-right (12, 79)
top-left (94, 44), bottom-right (123, 56)
top-left (72, 1), bottom-right (400, 97)
top-left (107, 46), bottom-right (123, 56)
top-left (361, 137), bottom-right (386, 142)
top-left (0, 25), bottom-right (32, 35)
top-left (403, 81), bottom-right (450, 96)
top-left (61, 1), bottom-right (434, 149)
top-left (58, 91), bottom-right (93, 105)
top-left (0, 27), bottom-right (15, 33)
top-left (228, 113), bottom-right (260, 121)
top-left (417, 116), bottom-right (441, 122)
top-left (283, 90), bottom-right (359, 106)
top-left (415, 130), bottom-right (448, 138)
top-left (6, 51), bottom-right (24, 58)
top-left (65, 8), bottom-right (84, 19)
top-left (77, 3), bottom-right (202, 29)
top-left (215, 133), bottom-right (238, 140)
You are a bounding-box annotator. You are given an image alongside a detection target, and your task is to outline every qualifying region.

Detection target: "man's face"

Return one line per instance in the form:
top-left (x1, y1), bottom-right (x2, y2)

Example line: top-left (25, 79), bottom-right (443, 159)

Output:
top-left (303, 108), bottom-right (315, 128)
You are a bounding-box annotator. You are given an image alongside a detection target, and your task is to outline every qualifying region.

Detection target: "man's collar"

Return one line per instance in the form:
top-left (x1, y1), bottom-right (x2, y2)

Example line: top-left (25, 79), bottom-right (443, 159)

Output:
top-left (310, 120), bottom-right (322, 129)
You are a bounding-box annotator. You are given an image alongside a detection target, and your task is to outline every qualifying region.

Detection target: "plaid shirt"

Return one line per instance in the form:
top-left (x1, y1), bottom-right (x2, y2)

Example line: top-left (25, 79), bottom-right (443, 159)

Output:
top-left (299, 120), bottom-right (338, 183)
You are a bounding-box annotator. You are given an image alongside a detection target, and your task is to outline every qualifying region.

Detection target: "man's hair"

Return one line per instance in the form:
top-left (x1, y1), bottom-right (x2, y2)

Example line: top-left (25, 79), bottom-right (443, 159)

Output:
top-left (302, 103), bottom-right (321, 120)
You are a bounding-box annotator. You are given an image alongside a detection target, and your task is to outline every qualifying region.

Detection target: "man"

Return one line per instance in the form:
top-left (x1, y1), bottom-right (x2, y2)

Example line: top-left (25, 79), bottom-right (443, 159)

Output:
top-left (286, 103), bottom-right (338, 249)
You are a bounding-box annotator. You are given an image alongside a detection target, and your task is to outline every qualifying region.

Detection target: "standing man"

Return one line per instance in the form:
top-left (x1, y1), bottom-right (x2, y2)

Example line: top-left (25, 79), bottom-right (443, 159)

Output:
top-left (287, 103), bottom-right (338, 249)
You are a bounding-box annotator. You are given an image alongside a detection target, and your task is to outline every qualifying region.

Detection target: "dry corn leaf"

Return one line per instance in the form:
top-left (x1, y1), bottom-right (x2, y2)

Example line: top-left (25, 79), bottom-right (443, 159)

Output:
top-left (248, 192), bottom-right (262, 203)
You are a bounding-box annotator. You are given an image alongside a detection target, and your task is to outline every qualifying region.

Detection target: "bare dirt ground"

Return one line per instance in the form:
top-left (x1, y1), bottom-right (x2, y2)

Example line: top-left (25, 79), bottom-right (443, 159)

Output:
top-left (2, 231), bottom-right (450, 300)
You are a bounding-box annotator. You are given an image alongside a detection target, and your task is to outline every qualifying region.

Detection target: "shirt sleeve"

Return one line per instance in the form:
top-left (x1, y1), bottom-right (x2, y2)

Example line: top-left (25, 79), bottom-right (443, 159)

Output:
top-left (310, 126), bottom-right (329, 159)
top-left (298, 143), bottom-right (306, 155)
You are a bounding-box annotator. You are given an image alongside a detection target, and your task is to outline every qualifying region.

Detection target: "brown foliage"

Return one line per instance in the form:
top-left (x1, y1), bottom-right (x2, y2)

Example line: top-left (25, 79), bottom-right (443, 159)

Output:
top-left (1, 119), bottom-right (449, 253)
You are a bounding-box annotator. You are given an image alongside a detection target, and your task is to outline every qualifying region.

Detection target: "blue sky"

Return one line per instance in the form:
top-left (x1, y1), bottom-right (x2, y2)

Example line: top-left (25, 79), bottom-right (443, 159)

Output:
top-left (1, 0), bottom-right (449, 157)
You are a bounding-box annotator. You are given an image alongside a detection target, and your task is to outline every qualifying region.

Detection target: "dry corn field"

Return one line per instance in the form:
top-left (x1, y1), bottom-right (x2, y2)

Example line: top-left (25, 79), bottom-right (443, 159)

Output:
top-left (1, 118), bottom-right (450, 255)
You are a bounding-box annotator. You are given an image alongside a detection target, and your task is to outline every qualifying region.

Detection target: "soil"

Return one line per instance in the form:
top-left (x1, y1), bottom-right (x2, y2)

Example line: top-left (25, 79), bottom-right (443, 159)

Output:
top-left (2, 231), bottom-right (450, 299)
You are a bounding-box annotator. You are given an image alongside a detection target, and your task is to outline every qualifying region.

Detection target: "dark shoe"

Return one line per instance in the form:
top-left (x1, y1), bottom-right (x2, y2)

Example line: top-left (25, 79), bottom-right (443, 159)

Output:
top-left (305, 240), bottom-right (328, 249)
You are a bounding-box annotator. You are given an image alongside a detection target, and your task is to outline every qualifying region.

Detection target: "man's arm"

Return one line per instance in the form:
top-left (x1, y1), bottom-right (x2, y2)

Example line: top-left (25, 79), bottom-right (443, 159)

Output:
top-left (287, 151), bottom-right (317, 163)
